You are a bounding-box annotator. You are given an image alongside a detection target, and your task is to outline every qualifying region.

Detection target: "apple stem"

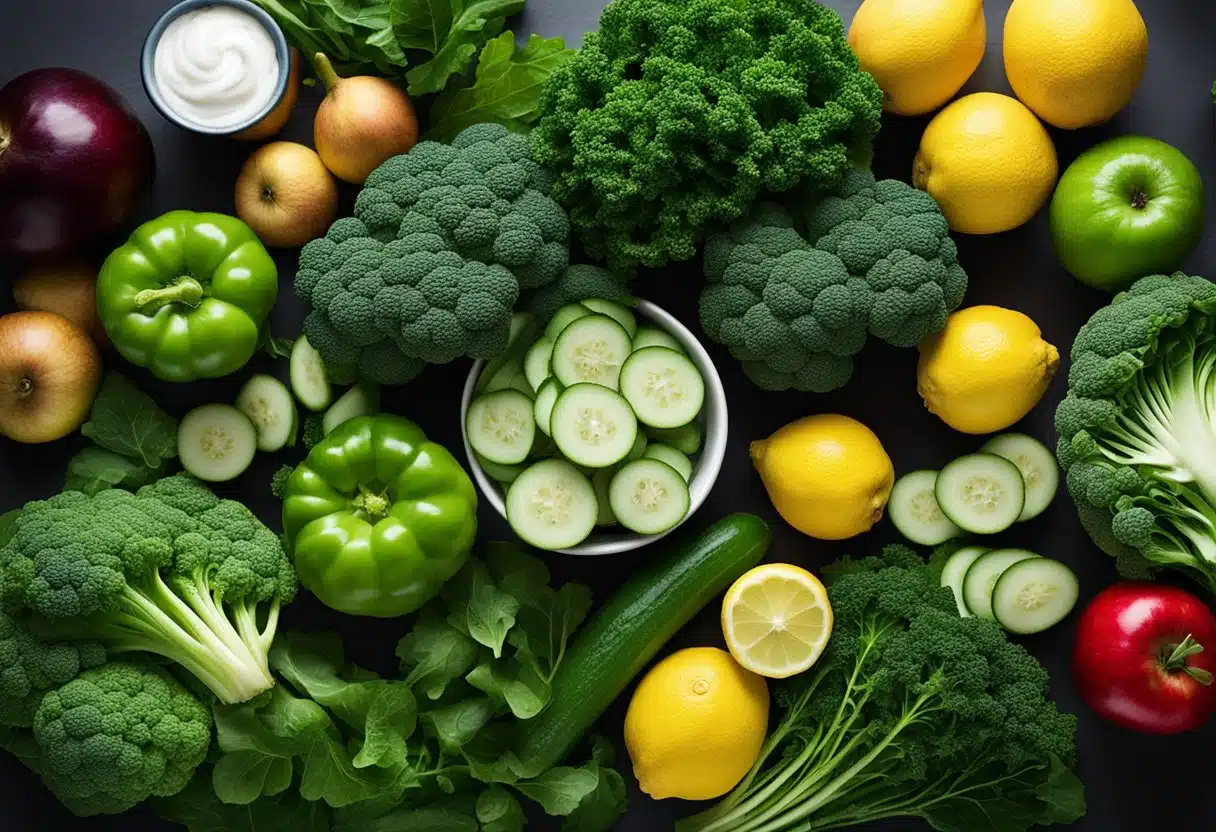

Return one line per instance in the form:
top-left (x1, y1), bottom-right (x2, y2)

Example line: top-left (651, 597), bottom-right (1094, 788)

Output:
top-left (1162, 634), bottom-right (1214, 686)
top-left (314, 53), bottom-right (341, 91)
top-left (135, 277), bottom-right (205, 313)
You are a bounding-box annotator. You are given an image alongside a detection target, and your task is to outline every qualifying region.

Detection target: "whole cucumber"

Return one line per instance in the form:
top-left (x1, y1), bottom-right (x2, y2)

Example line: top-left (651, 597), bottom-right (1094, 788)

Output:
top-left (512, 513), bottom-right (772, 777)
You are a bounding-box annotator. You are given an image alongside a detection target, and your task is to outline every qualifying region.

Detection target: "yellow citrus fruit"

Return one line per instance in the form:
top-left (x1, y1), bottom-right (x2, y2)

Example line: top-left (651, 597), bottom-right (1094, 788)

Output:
top-left (750, 414), bottom-right (894, 541)
top-left (848, 0), bottom-right (986, 116)
top-left (625, 647), bottom-right (769, 801)
top-left (913, 92), bottom-right (1058, 235)
top-left (917, 305), bottom-right (1060, 435)
top-left (722, 564), bottom-right (834, 679)
top-left (1004, 0), bottom-right (1147, 130)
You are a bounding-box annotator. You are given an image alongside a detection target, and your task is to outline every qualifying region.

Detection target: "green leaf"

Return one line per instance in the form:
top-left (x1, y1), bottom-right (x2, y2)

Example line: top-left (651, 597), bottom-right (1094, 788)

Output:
top-left (562, 764), bottom-right (627, 832)
top-left (339, 803), bottom-right (480, 832)
top-left (427, 32), bottom-right (575, 142)
top-left (420, 696), bottom-right (495, 753)
top-left (213, 752), bottom-right (293, 804)
top-left (398, 607), bottom-right (481, 699)
top-left (1037, 755), bottom-right (1087, 824)
top-left (64, 446), bottom-right (165, 495)
top-left (262, 333), bottom-right (296, 359)
top-left (466, 657), bottom-right (549, 719)
top-left (393, 0), bottom-right (527, 96)
top-left (353, 685), bottom-right (418, 769)
top-left (477, 785), bottom-right (525, 832)
top-left (0, 509), bottom-right (21, 548)
top-left (513, 766), bottom-right (601, 816)
top-left (154, 768), bottom-right (331, 832)
top-left (920, 758), bottom-right (1067, 832)
top-left (443, 559), bottom-right (520, 658)
top-left (80, 371), bottom-right (178, 467)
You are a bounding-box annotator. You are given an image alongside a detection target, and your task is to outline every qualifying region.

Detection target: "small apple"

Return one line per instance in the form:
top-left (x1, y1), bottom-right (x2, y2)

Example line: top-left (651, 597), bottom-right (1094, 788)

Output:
top-left (1050, 136), bottom-right (1204, 293)
top-left (235, 141), bottom-right (339, 248)
top-left (0, 311), bottom-right (102, 444)
top-left (12, 260), bottom-right (108, 346)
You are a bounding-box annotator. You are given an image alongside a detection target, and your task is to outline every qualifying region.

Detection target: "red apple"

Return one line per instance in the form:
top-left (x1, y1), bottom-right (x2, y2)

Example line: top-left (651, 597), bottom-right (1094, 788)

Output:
top-left (0, 311), bottom-right (102, 443)
top-left (1073, 583), bottom-right (1216, 734)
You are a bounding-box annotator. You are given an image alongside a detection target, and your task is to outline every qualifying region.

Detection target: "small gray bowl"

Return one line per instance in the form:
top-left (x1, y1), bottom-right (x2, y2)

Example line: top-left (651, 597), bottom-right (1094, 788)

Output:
top-left (141, 0), bottom-right (291, 136)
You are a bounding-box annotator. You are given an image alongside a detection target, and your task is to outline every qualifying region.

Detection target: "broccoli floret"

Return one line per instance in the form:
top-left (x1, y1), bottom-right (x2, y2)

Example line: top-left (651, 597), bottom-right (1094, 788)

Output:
top-left (0, 475), bottom-right (296, 705)
top-left (681, 545), bottom-right (1084, 832)
top-left (523, 264), bottom-right (632, 323)
top-left (32, 661), bottom-right (211, 816)
top-left (532, 0), bottom-right (883, 273)
top-left (699, 204), bottom-right (870, 392)
top-left (0, 606), bottom-right (104, 728)
top-left (1056, 273), bottom-right (1216, 590)
top-left (804, 170), bottom-right (969, 347)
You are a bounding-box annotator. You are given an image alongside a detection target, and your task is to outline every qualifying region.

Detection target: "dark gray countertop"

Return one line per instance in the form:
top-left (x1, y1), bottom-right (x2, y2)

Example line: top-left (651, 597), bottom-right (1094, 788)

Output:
top-left (2, 1), bottom-right (1215, 830)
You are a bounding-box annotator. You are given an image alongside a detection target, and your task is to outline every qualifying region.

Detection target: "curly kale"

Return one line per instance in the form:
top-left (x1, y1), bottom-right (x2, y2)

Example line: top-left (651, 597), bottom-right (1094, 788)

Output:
top-left (679, 545), bottom-right (1085, 832)
top-left (531, 0), bottom-right (883, 273)
top-left (1056, 273), bottom-right (1216, 590)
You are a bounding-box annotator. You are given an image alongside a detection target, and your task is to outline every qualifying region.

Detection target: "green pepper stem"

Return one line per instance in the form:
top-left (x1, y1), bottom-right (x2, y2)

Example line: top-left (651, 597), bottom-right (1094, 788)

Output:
top-left (135, 277), bottom-right (205, 313)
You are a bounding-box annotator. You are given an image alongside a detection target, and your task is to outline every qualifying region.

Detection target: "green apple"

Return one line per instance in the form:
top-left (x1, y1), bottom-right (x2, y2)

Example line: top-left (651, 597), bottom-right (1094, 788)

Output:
top-left (1050, 135), bottom-right (1204, 293)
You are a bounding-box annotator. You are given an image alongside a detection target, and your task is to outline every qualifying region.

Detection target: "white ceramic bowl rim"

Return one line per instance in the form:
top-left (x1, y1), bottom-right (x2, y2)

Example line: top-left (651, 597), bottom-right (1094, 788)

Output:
top-left (460, 300), bottom-right (729, 556)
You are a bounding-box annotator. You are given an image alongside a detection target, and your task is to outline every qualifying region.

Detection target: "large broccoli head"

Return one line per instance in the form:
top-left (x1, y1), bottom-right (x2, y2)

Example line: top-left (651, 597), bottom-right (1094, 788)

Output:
top-left (531, 0), bottom-right (883, 273)
top-left (0, 606), bottom-right (105, 728)
top-left (296, 124), bottom-right (569, 385)
top-left (804, 169), bottom-right (968, 348)
top-left (1055, 274), bottom-right (1216, 589)
top-left (700, 204), bottom-right (870, 392)
top-left (32, 661), bottom-right (211, 816)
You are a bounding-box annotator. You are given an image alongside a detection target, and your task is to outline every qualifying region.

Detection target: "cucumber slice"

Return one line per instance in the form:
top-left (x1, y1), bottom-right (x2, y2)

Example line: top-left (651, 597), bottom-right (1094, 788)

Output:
top-left (506, 459), bottom-right (598, 550)
top-left (609, 458), bottom-right (691, 535)
top-left (550, 384), bottom-right (639, 469)
top-left (980, 433), bottom-right (1060, 522)
top-left (646, 423), bottom-right (702, 455)
top-left (592, 467), bottom-right (618, 527)
top-left (935, 454), bottom-right (1026, 535)
top-left (544, 303), bottom-right (593, 342)
top-left (632, 325), bottom-right (683, 353)
top-left (991, 558), bottom-right (1079, 634)
top-left (580, 298), bottom-right (637, 338)
top-left (938, 545), bottom-right (989, 617)
top-left (551, 315), bottom-right (633, 390)
top-left (476, 453), bottom-right (527, 486)
top-left (888, 470), bottom-right (962, 546)
top-left (643, 444), bottom-right (692, 483)
top-left (619, 347), bottom-right (704, 429)
top-left (290, 335), bottom-right (332, 412)
top-left (478, 313), bottom-right (537, 393)
top-left (235, 374), bottom-right (297, 453)
top-left (532, 378), bottom-right (563, 437)
top-left (524, 337), bottom-right (555, 393)
top-left (466, 389), bottom-right (536, 465)
top-left (482, 356), bottom-right (532, 397)
top-left (961, 549), bottom-right (1040, 621)
top-left (323, 382), bottom-right (380, 436)
top-left (178, 404), bottom-right (258, 483)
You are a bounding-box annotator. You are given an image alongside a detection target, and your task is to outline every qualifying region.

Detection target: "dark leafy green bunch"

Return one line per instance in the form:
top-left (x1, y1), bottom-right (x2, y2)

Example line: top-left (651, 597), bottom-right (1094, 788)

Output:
top-left (1056, 274), bottom-right (1216, 589)
top-left (531, 0), bottom-right (883, 273)
top-left (296, 124), bottom-right (571, 385)
top-left (680, 545), bottom-right (1085, 832)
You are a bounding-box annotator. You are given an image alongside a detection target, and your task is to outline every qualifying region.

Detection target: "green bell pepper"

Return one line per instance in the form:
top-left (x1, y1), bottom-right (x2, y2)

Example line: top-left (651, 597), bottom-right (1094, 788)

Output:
top-left (281, 414), bottom-right (479, 618)
top-left (97, 210), bottom-right (279, 382)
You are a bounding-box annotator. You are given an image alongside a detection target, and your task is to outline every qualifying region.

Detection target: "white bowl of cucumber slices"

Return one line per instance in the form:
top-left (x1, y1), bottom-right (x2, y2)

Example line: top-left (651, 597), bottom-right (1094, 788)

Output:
top-left (460, 298), bottom-right (727, 556)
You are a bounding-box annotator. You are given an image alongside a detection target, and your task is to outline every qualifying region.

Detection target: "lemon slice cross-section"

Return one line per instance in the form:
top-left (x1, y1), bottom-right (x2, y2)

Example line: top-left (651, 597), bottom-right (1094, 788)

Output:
top-left (721, 564), bottom-right (834, 679)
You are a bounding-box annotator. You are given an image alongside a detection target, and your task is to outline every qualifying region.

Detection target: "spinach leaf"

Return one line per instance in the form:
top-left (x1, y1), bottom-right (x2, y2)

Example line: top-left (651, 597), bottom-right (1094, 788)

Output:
top-left (476, 785), bottom-right (525, 832)
top-left (64, 446), bottom-right (166, 495)
top-left (154, 769), bottom-right (331, 832)
top-left (513, 766), bottom-right (601, 816)
top-left (561, 762), bottom-right (627, 832)
top-left (80, 371), bottom-right (178, 467)
top-left (392, 0), bottom-right (527, 96)
top-left (442, 558), bottom-right (520, 658)
top-left (397, 607), bottom-right (480, 700)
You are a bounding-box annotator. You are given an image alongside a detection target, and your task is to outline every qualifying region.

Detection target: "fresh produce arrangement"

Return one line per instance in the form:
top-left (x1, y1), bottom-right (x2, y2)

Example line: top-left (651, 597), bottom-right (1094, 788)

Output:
top-left (10, 0), bottom-right (1216, 829)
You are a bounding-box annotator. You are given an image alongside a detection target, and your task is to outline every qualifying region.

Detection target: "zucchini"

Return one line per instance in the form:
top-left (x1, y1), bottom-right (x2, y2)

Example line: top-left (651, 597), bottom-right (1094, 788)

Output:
top-left (511, 513), bottom-right (772, 778)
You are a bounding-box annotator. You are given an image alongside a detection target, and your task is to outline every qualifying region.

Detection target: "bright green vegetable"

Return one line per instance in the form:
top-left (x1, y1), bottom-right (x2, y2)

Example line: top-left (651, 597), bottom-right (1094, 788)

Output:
top-left (513, 514), bottom-right (771, 778)
top-left (1056, 273), bottom-right (1216, 589)
top-left (0, 607), bottom-right (105, 729)
top-left (296, 124), bottom-right (569, 385)
top-left (97, 211), bottom-right (279, 382)
top-left (679, 544), bottom-right (1085, 832)
top-left (280, 415), bottom-right (478, 618)
top-left (531, 0), bottom-right (883, 272)
top-left (0, 475), bottom-right (296, 705)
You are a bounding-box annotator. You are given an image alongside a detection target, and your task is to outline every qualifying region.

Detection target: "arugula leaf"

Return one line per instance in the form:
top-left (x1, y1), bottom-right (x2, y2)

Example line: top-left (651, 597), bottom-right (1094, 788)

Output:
top-left (80, 371), bottom-right (178, 467)
top-left (211, 703), bottom-right (301, 804)
top-left (442, 559), bottom-right (520, 658)
top-left (155, 769), bottom-right (332, 832)
top-left (337, 802), bottom-right (480, 832)
top-left (64, 446), bottom-right (166, 495)
top-left (427, 32), bottom-right (574, 142)
top-left (476, 785), bottom-right (525, 832)
top-left (420, 696), bottom-right (495, 753)
top-left (466, 656), bottom-right (549, 719)
top-left (353, 685), bottom-right (418, 769)
top-left (392, 0), bottom-right (527, 95)
top-left (561, 763), bottom-right (627, 832)
top-left (513, 766), bottom-right (600, 816)
top-left (398, 607), bottom-right (480, 700)
top-left (0, 509), bottom-right (21, 548)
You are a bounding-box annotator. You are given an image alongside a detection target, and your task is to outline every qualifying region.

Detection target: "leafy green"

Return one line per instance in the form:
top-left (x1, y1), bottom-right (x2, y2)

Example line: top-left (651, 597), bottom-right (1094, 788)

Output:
top-left (154, 769), bottom-right (331, 832)
top-left (397, 608), bottom-right (480, 700)
top-left (80, 371), bottom-right (178, 467)
top-left (442, 559), bottom-right (520, 658)
top-left (476, 786), bottom-right (524, 832)
top-left (392, 0), bottom-right (526, 95)
top-left (64, 446), bottom-right (166, 495)
top-left (250, 0), bottom-right (407, 77)
top-left (427, 32), bottom-right (574, 141)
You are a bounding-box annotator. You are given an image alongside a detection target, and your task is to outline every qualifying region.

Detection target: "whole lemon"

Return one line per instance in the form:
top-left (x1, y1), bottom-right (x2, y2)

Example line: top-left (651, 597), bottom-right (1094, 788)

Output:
top-left (1004, 0), bottom-right (1147, 130)
top-left (917, 306), bottom-right (1060, 434)
top-left (849, 0), bottom-right (986, 116)
top-left (625, 647), bottom-right (769, 801)
top-left (751, 414), bottom-right (894, 540)
top-left (913, 92), bottom-right (1058, 235)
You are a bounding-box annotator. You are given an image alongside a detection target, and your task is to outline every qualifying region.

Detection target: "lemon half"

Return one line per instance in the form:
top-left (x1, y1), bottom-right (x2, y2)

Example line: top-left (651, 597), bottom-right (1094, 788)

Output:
top-left (722, 564), bottom-right (834, 679)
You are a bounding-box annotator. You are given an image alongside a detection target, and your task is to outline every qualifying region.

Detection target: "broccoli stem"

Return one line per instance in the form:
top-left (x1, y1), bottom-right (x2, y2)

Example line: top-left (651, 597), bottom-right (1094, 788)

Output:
top-left (134, 277), bottom-right (205, 313)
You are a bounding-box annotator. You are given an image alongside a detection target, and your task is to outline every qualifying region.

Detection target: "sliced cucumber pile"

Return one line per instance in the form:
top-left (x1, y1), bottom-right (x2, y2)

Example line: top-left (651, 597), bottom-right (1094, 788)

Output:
top-left (980, 433), bottom-right (1060, 522)
top-left (470, 297), bottom-right (708, 549)
top-left (955, 547), bottom-right (1078, 634)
